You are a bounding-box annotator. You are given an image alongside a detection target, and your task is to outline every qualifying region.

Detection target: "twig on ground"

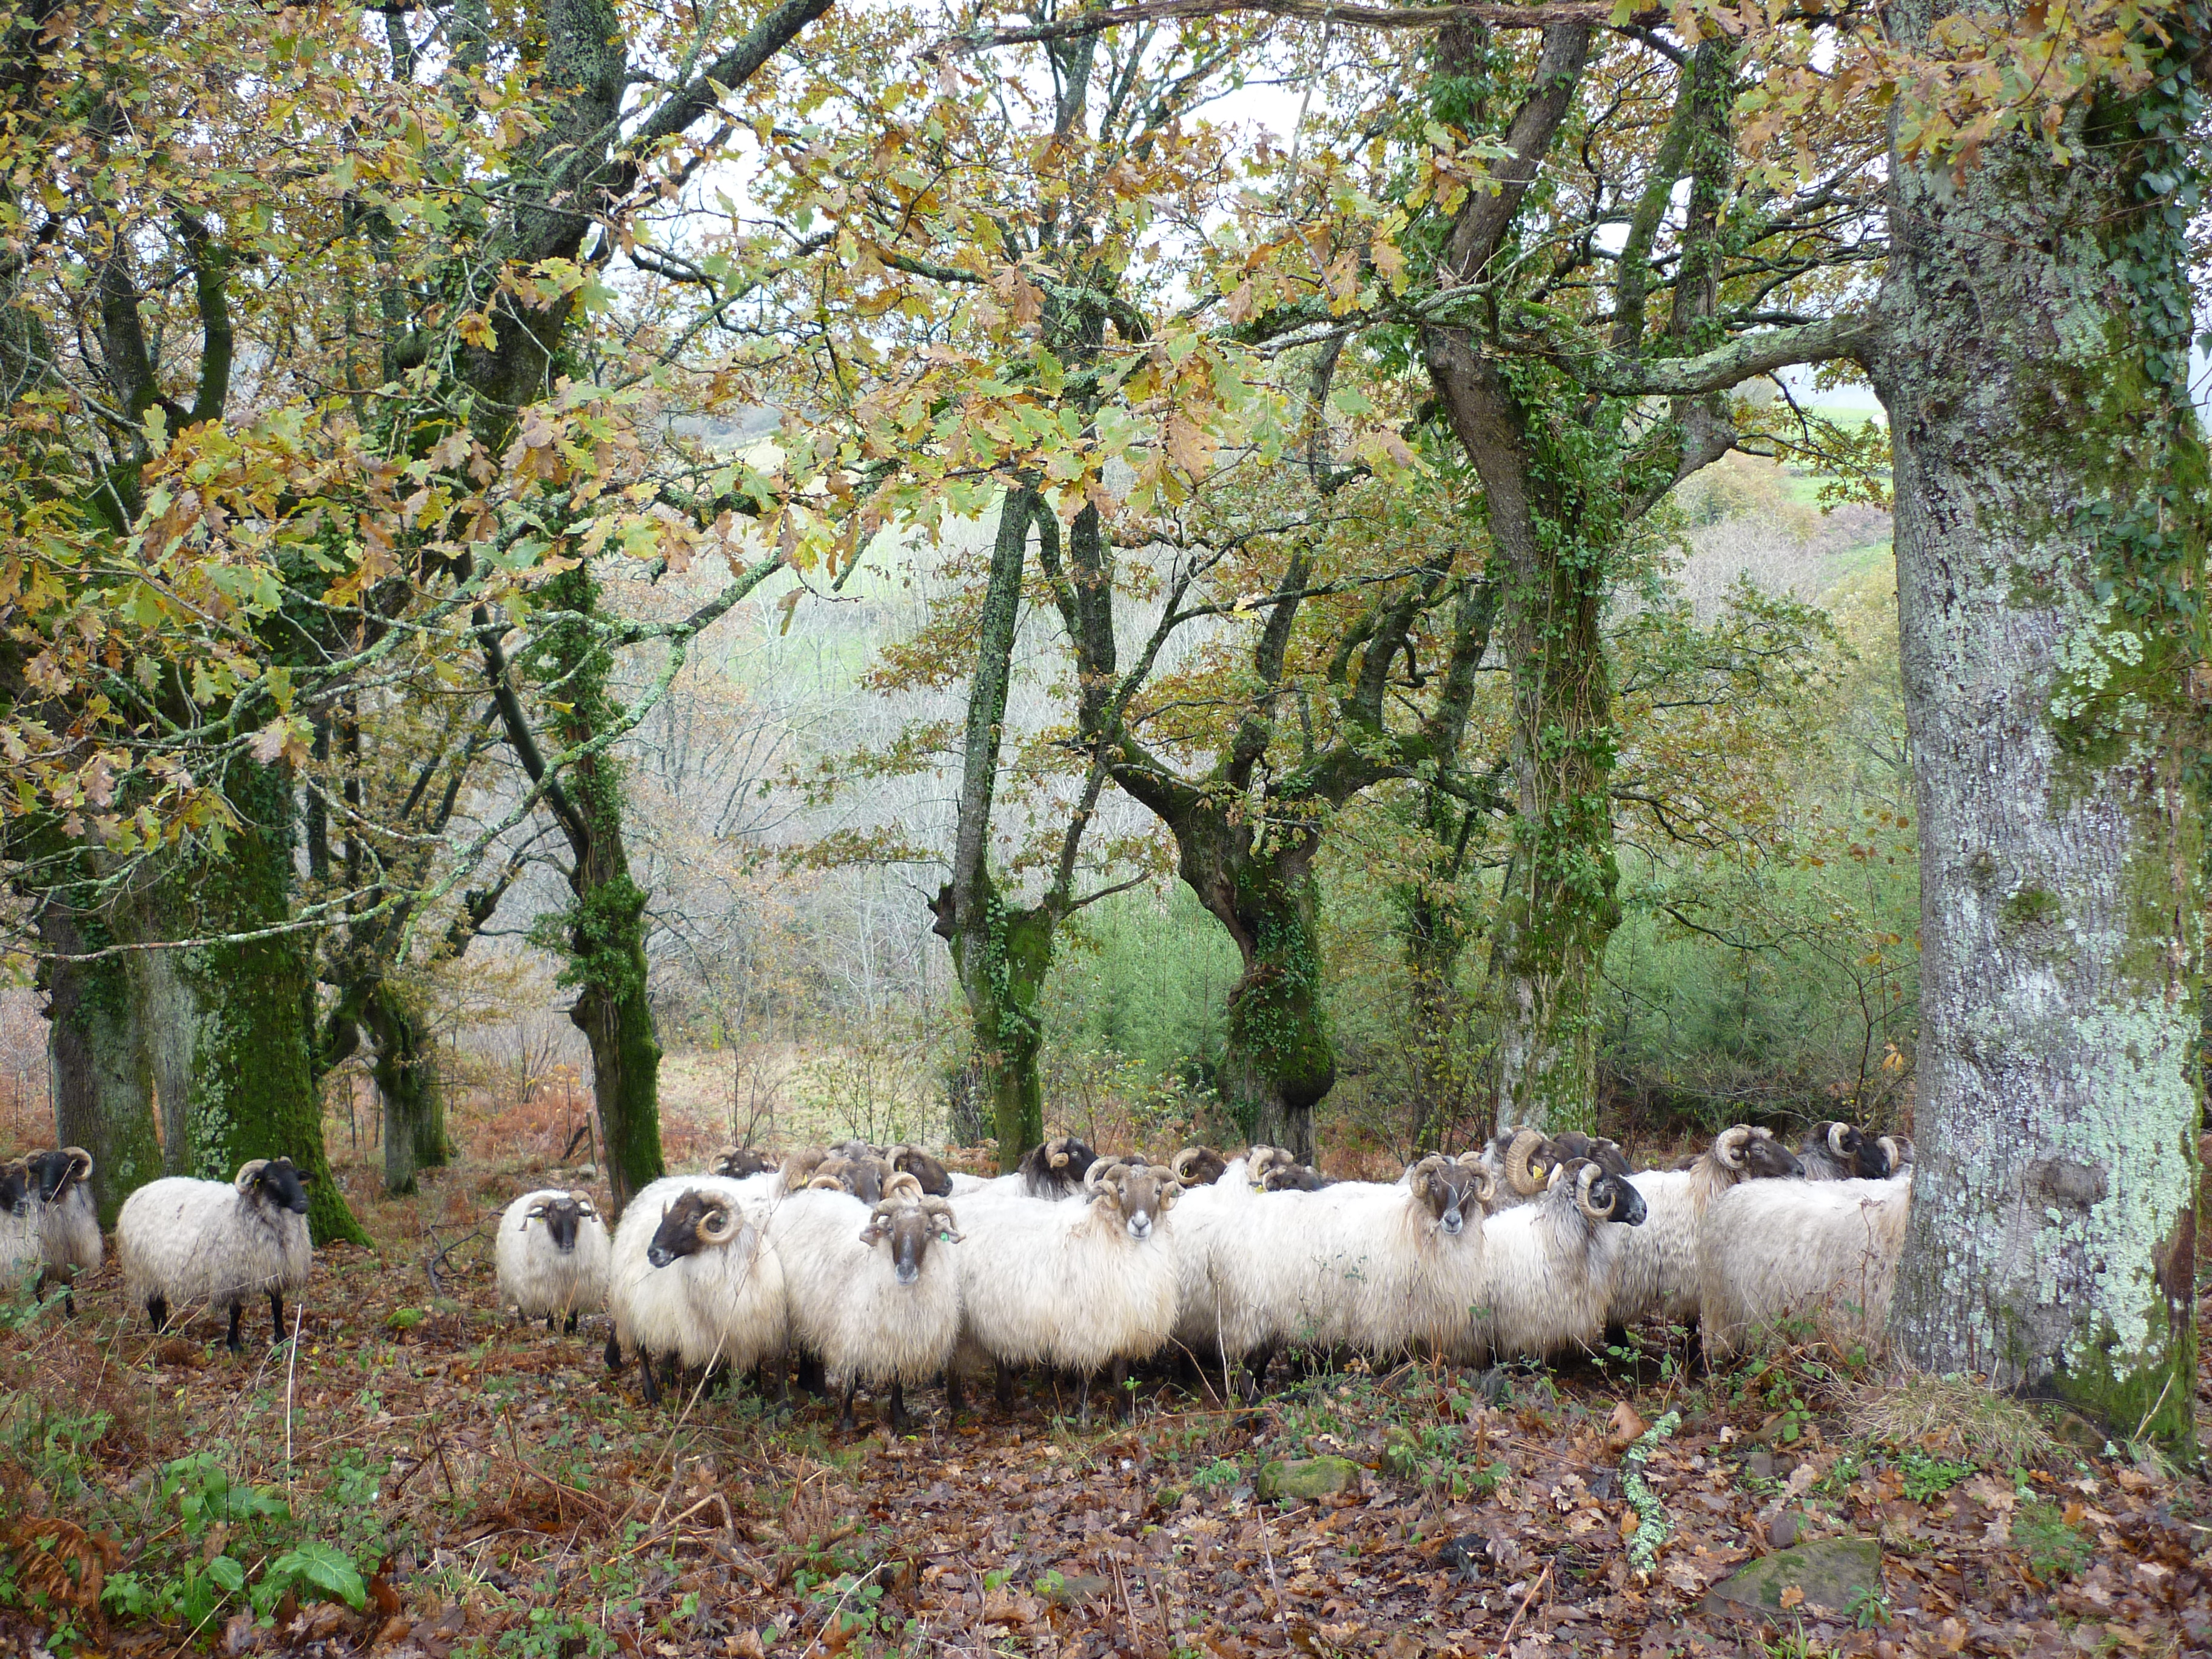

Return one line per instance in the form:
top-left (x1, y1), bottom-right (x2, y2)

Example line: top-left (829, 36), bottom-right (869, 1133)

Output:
top-left (1495, 1561), bottom-right (1552, 1657)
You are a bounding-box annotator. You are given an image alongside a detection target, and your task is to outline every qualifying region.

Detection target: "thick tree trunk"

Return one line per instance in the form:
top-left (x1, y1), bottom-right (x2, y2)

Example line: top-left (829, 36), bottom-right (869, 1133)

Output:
top-left (361, 979), bottom-right (447, 1196)
top-left (175, 764), bottom-right (370, 1245)
top-left (1181, 831), bottom-right (1333, 1162)
top-left (35, 893), bottom-right (160, 1228)
top-left (1872, 23), bottom-right (2205, 1446)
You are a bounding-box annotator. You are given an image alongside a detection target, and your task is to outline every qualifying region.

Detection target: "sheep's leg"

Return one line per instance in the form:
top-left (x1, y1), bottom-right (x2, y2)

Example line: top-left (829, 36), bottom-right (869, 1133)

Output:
top-left (224, 1302), bottom-right (244, 1353)
top-left (1110, 1356), bottom-right (1130, 1421)
top-left (269, 1290), bottom-right (286, 1344)
top-left (994, 1359), bottom-right (1014, 1411)
top-left (886, 1381), bottom-right (908, 1436)
top-left (147, 1294), bottom-right (169, 1334)
top-left (797, 1353), bottom-right (827, 1397)
top-left (838, 1378), bottom-right (859, 1434)
top-left (548, 1312), bottom-right (559, 1333)
top-left (565, 1310), bottom-right (580, 1336)
top-left (1242, 1344), bottom-right (1275, 1404)
top-left (603, 1332), bottom-right (624, 1372)
top-left (640, 1352), bottom-right (662, 1405)
top-left (1077, 1372), bottom-right (1091, 1428)
top-left (944, 1368), bottom-right (963, 1420)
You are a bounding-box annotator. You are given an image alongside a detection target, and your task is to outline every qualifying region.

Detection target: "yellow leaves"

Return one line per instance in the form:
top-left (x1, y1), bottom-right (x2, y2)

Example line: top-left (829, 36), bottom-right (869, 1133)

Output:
top-left (458, 310), bottom-right (498, 350)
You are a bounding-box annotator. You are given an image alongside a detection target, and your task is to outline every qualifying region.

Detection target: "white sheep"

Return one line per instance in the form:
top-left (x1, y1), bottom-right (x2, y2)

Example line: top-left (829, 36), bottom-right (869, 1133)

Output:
top-left (23, 1148), bottom-right (101, 1316)
top-left (1697, 1173), bottom-right (1911, 1361)
top-left (1187, 1156), bottom-right (1492, 1392)
top-left (0, 1159), bottom-right (36, 1280)
top-left (116, 1159), bottom-right (315, 1350)
top-left (946, 1134), bottom-right (1100, 1201)
top-left (1607, 1126), bottom-right (1802, 1332)
top-left (495, 1188), bottom-right (609, 1333)
top-left (605, 1175), bottom-right (787, 1404)
top-left (765, 1186), bottom-right (964, 1433)
top-left (948, 1161), bottom-right (1179, 1421)
top-left (1478, 1161), bottom-right (1649, 1362)
top-left (1165, 1155), bottom-right (1256, 1361)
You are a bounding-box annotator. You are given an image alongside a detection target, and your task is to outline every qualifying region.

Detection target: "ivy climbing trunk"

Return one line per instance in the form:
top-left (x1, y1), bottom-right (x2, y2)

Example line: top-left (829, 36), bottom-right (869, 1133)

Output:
top-left (34, 885), bottom-right (160, 1228)
top-left (172, 764), bottom-right (369, 1247)
top-left (530, 564), bottom-right (665, 1217)
top-left (324, 976), bottom-right (448, 1198)
top-left (933, 489), bottom-right (1050, 1173)
top-left (1872, 9), bottom-right (2207, 1449)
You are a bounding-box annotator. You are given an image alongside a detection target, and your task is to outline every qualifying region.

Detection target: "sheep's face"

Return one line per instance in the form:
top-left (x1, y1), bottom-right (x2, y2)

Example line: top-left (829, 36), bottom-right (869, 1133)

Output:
top-left (526, 1195), bottom-right (596, 1253)
top-left (247, 1159), bottom-right (313, 1216)
top-left (862, 1200), bottom-right (961, 1285)
top-left (1849, 1134), bottom-right (1893, 1180)
top-left (1173, 1145), bottom-right (1229, 1187)
top-left (713, 1147), bottom-right (773, 1180)
top-left (1741, 1131), bottom-right (1801, 1180)
top-left (1096, 1166), bottom-right (1176, 1241)
top-left (647, 1190), bottom-right (742, 1268)
top-left (1552, 1133), bottom-right (1632, 1179)
top-left (844, 1156), bottom-right (891, 1205)
top-left (1410, 1156), bottom-right (1488, 1238)
top-left (891, 1147), bottom-right (954, 1198)
top-left (1261, 1164), bottom-right (1326, 1192)
top-left (1570, 1163), bottom-right (1647, 1226)
top-left (0, 1161), bottom-right (27, 1218)
top-left (28, 1148), bottom-right (92, 1205)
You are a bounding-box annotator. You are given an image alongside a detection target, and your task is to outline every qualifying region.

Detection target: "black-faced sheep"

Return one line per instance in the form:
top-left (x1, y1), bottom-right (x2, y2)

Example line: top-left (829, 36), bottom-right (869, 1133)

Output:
top-left (946, 1134), bottom-right (1100, 1201)
top-left (950, 1160), bottom-right (1179, 1421)
top-left (24, 1148), bottom-right (99, 1316)
top-left (766, 1187), bottom-right (964, 1432)
top-left (1170, 1145), bottom-right (1230, 1187)
top-left (606, 1176), bottom-right (787, 1404)
top-left (712, 1147), bottom-right (774, 1179)
top-left (495, 1188), bottom-right (609, 1333)
top-left (1607, 1125), bottom-right (1801, 1333)
top-left (116, 1159), bottom-right (313, 1350)
top-left (1697, 1173), bottom-right (1911, 1361)
top-left (1478, 1160), bottom-right (1647, 1362)
top-left (1799, 1121), bottom-right (1892, 1181)
top-left (888, 1145), bottom-right (954, 1198)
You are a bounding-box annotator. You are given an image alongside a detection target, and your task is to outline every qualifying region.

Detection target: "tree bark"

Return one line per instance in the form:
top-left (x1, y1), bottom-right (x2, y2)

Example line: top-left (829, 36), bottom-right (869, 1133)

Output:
top-left (172, 763), bottom-right (370, 1245)
top-left (34, 889), bottom-right (160, 1228)
top-left (1872, 6), bottom-right (2205, 1447)
top-left (931, 489), bottom-right (1052, 1172)
top-left (348, 978), bottom-right (447, 1196)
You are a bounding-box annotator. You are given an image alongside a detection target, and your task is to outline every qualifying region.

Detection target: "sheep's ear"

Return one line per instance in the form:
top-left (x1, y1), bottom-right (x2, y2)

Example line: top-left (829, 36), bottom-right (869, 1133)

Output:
top-left (859, 1222), bottom-right (888, 1246)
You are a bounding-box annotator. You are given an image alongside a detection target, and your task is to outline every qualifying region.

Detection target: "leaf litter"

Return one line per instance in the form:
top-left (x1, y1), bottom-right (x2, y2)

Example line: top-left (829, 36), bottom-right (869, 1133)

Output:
top-left (0, 1197), bottom-right (2203, 1659)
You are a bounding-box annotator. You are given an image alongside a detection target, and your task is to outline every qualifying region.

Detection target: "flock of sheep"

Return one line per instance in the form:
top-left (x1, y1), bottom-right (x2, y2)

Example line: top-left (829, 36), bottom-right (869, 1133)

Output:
top-left (0, 1122), bottom-right (1914, 1431)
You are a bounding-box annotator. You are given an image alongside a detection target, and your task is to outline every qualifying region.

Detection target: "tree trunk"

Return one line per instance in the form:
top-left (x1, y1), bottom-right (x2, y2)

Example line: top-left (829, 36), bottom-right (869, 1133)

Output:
top-left (34, 891), bottom-right (160, 1228)
top-left (361, 979), bottom-right (447, 1196)
top-left (1872, 16), bottom-right (2205, 1447)
top-left (175, 763), bottom-right (370, 1245)
top-left (1182, 830), bottom-right (1333, 1162)
top-left (534, 563), bottom-right (666, 1216)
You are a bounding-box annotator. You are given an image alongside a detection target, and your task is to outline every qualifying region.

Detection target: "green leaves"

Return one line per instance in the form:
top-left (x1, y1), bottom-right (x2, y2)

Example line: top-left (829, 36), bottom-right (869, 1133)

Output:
top-left (268, 1543), bottom-right (369, 1610)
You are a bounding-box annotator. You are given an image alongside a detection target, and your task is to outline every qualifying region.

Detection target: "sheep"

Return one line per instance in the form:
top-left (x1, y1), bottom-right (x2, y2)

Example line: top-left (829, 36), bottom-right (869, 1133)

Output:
top-left (1164, 1155), bottom-right (1256, 1363)
top-left (1550, 1131), bottom-right (1632, 1178)
top-left (605, 1176), bottom-right (786, 1404)
top-left (765, 1187), bottom-right (964, 1432)
top-left (1479, 1160), bottom-right (1649, 1362)
top-left (24, 1148), bottom-right (101, 1316)
top-left (1190, 1156), bottom-right (1493, 1392)
top-left (712, 1147), bottom-right (774, 1179)
top-left (946, 1134), bottom-right (1099, 1201)
top-left (1476, 1127), bottom-right (1557, 1211)
top-left (1697, 1173), bottom-right (1911, 1361)
top-left (1879, 1134), bottom-right (1915, 1170)
top-left (1171, 1145), bottom-right (1230, 1187)
top-left (949, 1160), bottom-right (1181, 1421)
top-left (1259, 1162), bottom-right (1329, 1192)
top-left (0, 1159), bottom-right (35, 1279)
top-left (1799, 1121), bottom-right (1892, 1181)
top-left (889, 1144), bottom-right (954, 1198)
top-left (1606, 1126), bottom-right (1801, 1334)
top-left (495, 1189), bottom-right (609, 1333)
top-left (116, 1159), bottom-right (314, 1351)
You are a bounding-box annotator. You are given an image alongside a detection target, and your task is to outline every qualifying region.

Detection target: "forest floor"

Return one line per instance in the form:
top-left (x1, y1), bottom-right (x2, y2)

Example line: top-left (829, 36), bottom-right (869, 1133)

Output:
top-left (1, 1134), bottom-right (2206, 1659)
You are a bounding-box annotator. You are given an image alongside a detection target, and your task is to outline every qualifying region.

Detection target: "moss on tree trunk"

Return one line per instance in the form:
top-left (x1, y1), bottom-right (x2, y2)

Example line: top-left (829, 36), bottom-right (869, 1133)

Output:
top-left (361, 979), bottom-right (447, 1196)
top-left (176, 763), bottom-right (369, 1246)
top-left (942, 881), bottom-right (1052, 1173)
top-left (35, 886), bottom-right (161, 1229)
top-left (1872, 8), bottom-right (2206, 1450)
top-left (1213, 857), bottom-right (1333, 1161)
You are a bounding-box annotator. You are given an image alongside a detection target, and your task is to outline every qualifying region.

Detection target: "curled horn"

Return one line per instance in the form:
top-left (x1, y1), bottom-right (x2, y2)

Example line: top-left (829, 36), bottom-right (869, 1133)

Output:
top-left (713, 1144), bottom-right (740, 1166)
top-left (234, 1159), bottom-right (270, 1191)
top-left (1714, 1125), bottom-right (1754, 1169)
top-left (1828, 1121), bottom-right (1853, 1157)
top-left (569, 1190), bottom-right (598, 1216)
top-left (922, 1196), bottom-right (962, 1240)
top-left (1470, 1169), bottom-right (1497, 1208)
top-left (1048, 1137), bottom-right (1074, 1171)
top-left (807, 1174), bottom-right (846, 1191)
top-left (1170, 1147), bottom-right (1209, 1182)
top-left (699, 1201), bottom-right (740, 1243)
top-left (1147, 1164), bottom-right (1182, 1208)
top-left (1407, 1152), bottom-right (1449, 1198)
top-left (1503, 1128), bottom-right (1549, 1196)
top-left (883, 1170), bottom-right (925, 1205)
top-left (1571, 1161), bottom-right (1614, 1221)
top-left (1455, 1149), bottom-right (1485, 1169)
top-left (1088, 1161), bottom-right (1129, 1204)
